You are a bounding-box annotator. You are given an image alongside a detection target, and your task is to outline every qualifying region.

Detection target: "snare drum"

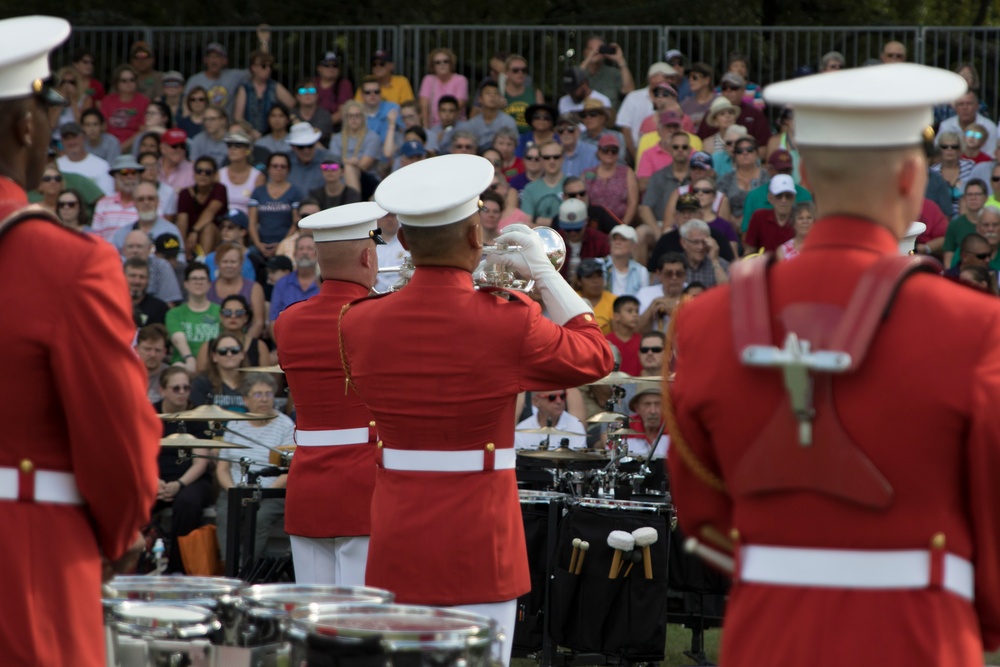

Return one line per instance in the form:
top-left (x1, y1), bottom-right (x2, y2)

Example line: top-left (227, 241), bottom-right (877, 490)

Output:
top-left (231, 584), bottom-right (395, 648)
top-left (287, 604), bottom-right (499, 667)
top-left (109, 601), bottom-right (220, 667)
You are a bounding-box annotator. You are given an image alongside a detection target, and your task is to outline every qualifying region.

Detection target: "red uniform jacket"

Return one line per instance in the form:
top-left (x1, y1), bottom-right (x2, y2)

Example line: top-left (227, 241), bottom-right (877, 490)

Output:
top-left (0, 179), bottom-right (160, 667)
top-left (341, 266), bottom-right (614, 605)
top-left (274, 279), bottom-right (377, 537)
top-left (668, 216), bottom-right (1000, 666)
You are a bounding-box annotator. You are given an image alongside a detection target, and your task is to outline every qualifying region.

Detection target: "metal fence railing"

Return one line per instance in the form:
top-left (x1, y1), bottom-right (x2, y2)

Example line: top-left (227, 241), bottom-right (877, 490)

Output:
top-left (56, 25), bottom-right (1000, 115)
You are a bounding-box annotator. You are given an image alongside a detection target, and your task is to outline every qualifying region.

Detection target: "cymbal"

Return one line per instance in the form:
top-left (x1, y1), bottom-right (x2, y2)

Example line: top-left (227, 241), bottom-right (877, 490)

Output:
top-left (239, 365), bottom-right (284, 373)
top-left (606, 427), bottom-right (645, 436)
top-left (518, 448), bottom-right (609, 462)
top-left (587, 372), bottom-right (663, 387)
top-left (160, 433), bottom-right (249, 449)
top-left (515, 426), bottom-right (586, 437)
top-left (587, 411), bottom-right (629, 424)
top-left (158, 405), bottom-right (276, 422)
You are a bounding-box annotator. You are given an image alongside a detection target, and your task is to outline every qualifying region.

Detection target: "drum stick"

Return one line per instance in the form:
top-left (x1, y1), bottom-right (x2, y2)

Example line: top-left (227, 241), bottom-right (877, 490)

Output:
top-left (684, 536), bottom-right (735, 574)
top-left (607, 531), bottom-right (634, 579)
top-left (632, 527), bottom-right (659, 580)
top-left (569, 538), bottom-right (581, 573)
top-left (574, 541), bottom-right (589, 575)
top-left (700, 524), bottom-right (735, 553)
top-left (615, 551), bottom-right (631, 577)
top-left (623, 549), bottom-right (642, 578)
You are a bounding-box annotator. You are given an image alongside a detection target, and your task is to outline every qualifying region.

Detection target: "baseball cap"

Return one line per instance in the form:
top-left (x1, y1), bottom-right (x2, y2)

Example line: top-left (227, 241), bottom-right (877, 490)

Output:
top-left (372, 49), bottom-right (392, 63)
top-left (659, 110), bottom-right (683, 126)
top-left (576, 257), bottom-right (605, 278)
top-left (558, 198), bottom-right (588, 231)
top-left (768, 149), bottom-right (794, 171)
top-left (267, 255), bottom-right (293, 272)
top-left (720, 72), bottom-right (746, 88)
top-left (59, 121), bottom-right (83, 136)
top-left (653, 82), bottom-right (678, 97)
top-left (400, 140), bottom-right (427, 158)
top-left (676, 193), bottom-right (700, 212)
top-left (597, 134), bottom-right (619, 149)
top-left (562, 67), bottom-right (587, 93)
top-left (154, 233), bottom-right (180, 258)
top-left (221, 208), bottom-right (248, 229)
top-left (610, 224), bottom-right (638, 242)
top-left (161, 128), bottom-right (188, 147)
top-left (769, 174), bottom-right (796, 196)
top-left (205, 42), bottom-right (227, 57)
top-left (647, 62), bottom-right (678, 79)
top-left (162, 70), bottom-right (184, 86)
top-left (130, 41), bottom-right (152, 58)
top-left (320, 51), bottom-right (341, 65)
top-left (689, 151), bottom-right (713, 170)
top-left (665, 49), bottom-right (684, 63)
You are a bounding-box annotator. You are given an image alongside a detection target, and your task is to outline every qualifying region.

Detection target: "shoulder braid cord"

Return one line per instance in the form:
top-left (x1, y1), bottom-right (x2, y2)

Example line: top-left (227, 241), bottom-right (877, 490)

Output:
top-left (662, 297), bottom-right (730, 495)
top-left (338, 302), bottom-right (359, 396)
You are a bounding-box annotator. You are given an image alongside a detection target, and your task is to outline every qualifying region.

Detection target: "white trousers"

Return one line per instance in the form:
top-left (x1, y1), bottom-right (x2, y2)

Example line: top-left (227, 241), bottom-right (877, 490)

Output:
top-left (289, 535), bottom-right (369, 586)
top-left (446, 599), bottom-right (517, 666)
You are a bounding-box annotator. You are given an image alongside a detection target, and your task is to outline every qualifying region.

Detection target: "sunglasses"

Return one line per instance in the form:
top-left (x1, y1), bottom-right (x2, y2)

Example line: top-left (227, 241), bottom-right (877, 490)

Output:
top-left (940, 144), bottom-right (960, 150)
top-left (581, 111), bottom-right (604, 118)
top-left (297, 87), bottom-right (317, 95)
top-left (57, 200), bottom-right (78, 208)
top-left (652, 89), bottom-right (674, 97)
top-left (321, 61), bottom-right (340, 67)
top-left (966, 131), bottom-right (985, 140)
top-left (195, 167), bottom-right (215, 175)
top-left (671, 144), bottom-right (690, 150)
top-left (533, 114), bottom-right (553, 122)
top-left (661, 269), bottom-right (685, 277)
top-left (509, 66), bottom-right (527, 74)
top-left (320, 163), bottom-right (341, 171)
top-left (565, 190), bottom-right (586, 198)
top-left (720, 84), bottom-right (742, 91)
top-left (541, 392), bottom-right (566, 401)
top-left (434, 59), bottom-right (451, 65)
top-left (541, 154), bottom-right (563, 160)
top-left (189, 96), bottom-right (207, 102)
top-left (372, 60), bottom-right (387, 67)
top-left (215, 346), bottom-right (243, 356)
top-left (969, 251), bottom-right (993, 260)
top-left (220, 308), bottom-right (248, 317)
top-left (556, 127), bottom-right (577, 134)
top-left (251, 391), bottom-right (275, 399)
top-left (362, 88), bottom-right (381, 95)
top-left (773, 192), bottom-right (795, 200)
top-left (639, 346), bottom-right (664, 354)
top-left (524, 155), bottom-right (541, 161)
top-left (168, 384), bottom-right (192, 392)
top-left (41, 174), bottom-right (63, 183)
top-left (599, 146), bottom-right (620, 155)
top-left (734, 147), bottom-right (755, 155)
top-left (692, 187), bottom-right (714, 194)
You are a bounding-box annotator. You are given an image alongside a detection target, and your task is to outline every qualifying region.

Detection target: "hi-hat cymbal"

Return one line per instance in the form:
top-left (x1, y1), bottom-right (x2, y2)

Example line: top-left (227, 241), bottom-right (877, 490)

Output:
top-left (515, 426), bottom-right (586, 437)
top-left (239, 365), bottom-right (284, 373)
top-left (158, 405), bottom-right (276, 422)
top-left (606, 427), bottom-right (645, 436)
top-left (518, 448), bottom-right (609, 462)
top-left (587, 372), bottom-right (663, 387)
top-left (160, 433), bottom-right (248, 449)
top-left (587, 411), bottom-right (629, 424)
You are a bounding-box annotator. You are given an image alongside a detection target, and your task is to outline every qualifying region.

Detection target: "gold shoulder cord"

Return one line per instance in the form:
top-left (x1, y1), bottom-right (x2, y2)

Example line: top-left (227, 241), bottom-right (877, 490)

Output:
top-left (663, 299), bottom-right (729, 495)
top-left (338, 302), bottom-right (358, 396)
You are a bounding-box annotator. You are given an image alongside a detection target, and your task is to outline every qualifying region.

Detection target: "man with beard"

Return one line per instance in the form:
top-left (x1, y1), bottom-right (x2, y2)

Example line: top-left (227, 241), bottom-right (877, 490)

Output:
top-left (134, 322), bottom-right (171, 401)
top-left (125, 257), bottom-right (169, 327)
top-left (111, 182), bottom-right (183, 253)
top-left (91, 154), bottom-right (144, 242)
top-left (121, 229), bottom-right (183, 305)
top-left (637, 252), bottom-right (687, 334)
top-left (269, 233), bottom-right (319, 331)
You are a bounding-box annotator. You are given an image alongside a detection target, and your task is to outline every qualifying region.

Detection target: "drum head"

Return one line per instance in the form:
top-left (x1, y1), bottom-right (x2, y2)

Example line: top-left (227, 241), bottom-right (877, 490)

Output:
top-left (104, 575), bottom-right (243, 601)
top-left (290, 604), bottom-right (497, 652)
top-left (519, 490), bottom-right (569, 504)
top-left (112, 602), bottom-right (221, 640)
top-left (240, 584), bottom-right (395, 611)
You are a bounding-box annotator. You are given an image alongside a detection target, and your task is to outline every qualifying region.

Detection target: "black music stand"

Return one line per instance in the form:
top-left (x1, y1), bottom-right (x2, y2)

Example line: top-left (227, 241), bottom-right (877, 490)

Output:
top-left (224, 485), bottom-right (288, 580)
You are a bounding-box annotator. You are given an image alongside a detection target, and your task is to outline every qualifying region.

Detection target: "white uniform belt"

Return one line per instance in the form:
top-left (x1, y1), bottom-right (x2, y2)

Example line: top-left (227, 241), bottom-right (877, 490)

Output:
top-left (382, 448), bottom-right (517, 472)
top-left (740, 544), bottom-right (974, 601)
top-left (295, 428), bottom-right (370, 447)
top-left (0, 467), bottom-right (84, 505)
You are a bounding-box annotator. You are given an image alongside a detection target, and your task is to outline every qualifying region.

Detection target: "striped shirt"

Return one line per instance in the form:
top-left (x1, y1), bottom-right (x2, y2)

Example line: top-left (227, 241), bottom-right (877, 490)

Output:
top-left (91, 192), bottom-right (138, 242)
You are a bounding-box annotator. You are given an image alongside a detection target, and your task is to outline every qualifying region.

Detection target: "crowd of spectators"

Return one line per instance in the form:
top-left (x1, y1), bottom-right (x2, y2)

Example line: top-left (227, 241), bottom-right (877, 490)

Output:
top-left (47, 30), bottom-right (1000, 571)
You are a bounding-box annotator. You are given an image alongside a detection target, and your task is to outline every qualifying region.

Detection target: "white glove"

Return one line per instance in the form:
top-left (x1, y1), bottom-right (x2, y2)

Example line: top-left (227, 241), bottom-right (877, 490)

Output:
top-left (484, 228), bottom-right (593, 325)
top-left (483, 229), bottom-right (556, 281)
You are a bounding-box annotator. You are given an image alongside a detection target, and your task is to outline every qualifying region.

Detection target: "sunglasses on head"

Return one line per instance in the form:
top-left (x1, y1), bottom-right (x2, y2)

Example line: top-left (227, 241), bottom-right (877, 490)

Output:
top-left (967, 131), bottom-right (985, 140)
top-left (220, 308), bottom-right (248, 317)
top-left (639, 346), bottom-right (664, 353)
top-left (215, 345), bottom-right (243, 356)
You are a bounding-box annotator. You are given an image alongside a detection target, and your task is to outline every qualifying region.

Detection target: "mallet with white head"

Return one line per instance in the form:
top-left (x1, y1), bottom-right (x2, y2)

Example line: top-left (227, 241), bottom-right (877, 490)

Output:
top-left (632, 527), bottom-right (659, 579)
top-left (607, 530), bottom-right (635, 579)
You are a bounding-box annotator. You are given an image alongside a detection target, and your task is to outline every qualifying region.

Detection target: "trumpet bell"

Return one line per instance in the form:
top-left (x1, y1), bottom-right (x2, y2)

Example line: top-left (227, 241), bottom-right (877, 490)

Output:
top-left (474, 226), bottom-right (567, 291)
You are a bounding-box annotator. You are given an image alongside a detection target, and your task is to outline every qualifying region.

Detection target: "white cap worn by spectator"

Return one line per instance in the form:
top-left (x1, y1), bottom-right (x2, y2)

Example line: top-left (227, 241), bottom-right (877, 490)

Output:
top-left (769, 174), bottom-right (796, 196)
top-left (609, 224), bottom-right (638, 242)
top-left (764, 63), bottom-right (968, 148)
top-left (375, 154), bottom-right (494, 226)
top-left (288, 122), bottom-right (322, 147)
top-left (0, 16), bottom-right (70, 101)
top-left (299, 201), bottom-right (388, 244)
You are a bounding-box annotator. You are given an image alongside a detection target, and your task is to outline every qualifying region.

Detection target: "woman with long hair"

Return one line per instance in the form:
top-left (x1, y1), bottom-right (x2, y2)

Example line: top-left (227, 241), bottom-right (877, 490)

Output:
top-left (177, 156), bottom-right (228, 258)
top-left (178, 86), bottom-right (209, 138)
top-left (56, 189), bottom-right (90, 231)
top-left (330, 100), bottom-right (382, 194)
top-left (103, 64), bottom-right (150, 145)
top-left (583, 137), bottom-right (639, 226)
top-left (196, 294), bottom-right (270, 372)
top-left (54, 66), bottom-right (93, 127)
top-left (255, 102), bottom-right (293, 156)
top-left (419, 47), bottom-right (468, 128)
top-left (190, 334), bottom-right (247, 411)
top-left (933, 131), bottom-right (976, 217)
top-left (37, 165), bottom-right (64, 213)
top-left (219, 132), bottom-right (265, 214)
top-left (248, 152), bottom-right (303, 258)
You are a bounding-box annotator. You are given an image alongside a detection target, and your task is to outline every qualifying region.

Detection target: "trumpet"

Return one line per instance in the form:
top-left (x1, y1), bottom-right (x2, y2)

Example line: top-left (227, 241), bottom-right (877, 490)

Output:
top-left (376, 226), bottom-right (567, 293)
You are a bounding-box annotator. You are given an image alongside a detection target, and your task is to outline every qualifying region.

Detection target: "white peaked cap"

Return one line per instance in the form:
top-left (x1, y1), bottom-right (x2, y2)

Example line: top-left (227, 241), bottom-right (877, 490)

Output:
top-left (375, 154), bottom-right (494, 227)
top-left (764, 63), bottom-right (968, 148)
top-left (0, 16), bottom-right (71, 100)
top-left (299, 201), bottom-right (387, 243)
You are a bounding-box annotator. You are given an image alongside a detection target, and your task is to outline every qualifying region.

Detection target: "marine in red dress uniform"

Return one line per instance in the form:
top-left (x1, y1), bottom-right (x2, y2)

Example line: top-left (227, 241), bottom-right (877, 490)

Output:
top-left (340, 154), bottom-right (614, 664)
top-left (667, 65), bottom-right (1000, 666)
top-left (275, 201), bottom-right (386, 585)
top-left (0, 17), bottom-right (160, 667)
